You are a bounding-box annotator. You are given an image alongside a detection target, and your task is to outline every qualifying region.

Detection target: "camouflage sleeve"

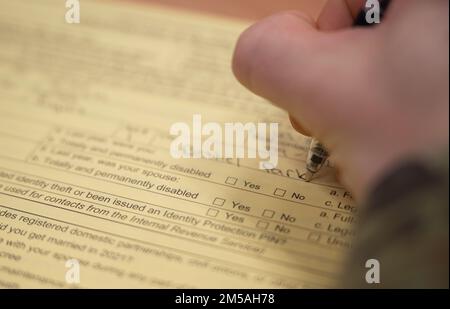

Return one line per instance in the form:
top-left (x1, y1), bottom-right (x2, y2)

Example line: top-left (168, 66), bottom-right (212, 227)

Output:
top-left (342, 152), bottom-right (449, 288)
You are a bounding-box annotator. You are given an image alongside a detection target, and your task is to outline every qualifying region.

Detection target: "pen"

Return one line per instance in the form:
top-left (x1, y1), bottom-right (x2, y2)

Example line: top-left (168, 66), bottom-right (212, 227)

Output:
top-left (304, 138), bottom-right (329, 181)
top-left (304, 0), bottom-right (391, 182)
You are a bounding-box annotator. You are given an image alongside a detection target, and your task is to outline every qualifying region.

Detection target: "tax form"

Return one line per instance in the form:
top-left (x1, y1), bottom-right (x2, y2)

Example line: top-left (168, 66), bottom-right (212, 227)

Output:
top-left (0, 0), bottom-right (357, 288)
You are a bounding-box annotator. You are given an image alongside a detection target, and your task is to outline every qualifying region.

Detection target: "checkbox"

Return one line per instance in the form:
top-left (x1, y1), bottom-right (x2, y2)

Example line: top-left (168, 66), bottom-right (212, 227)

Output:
top-left (206, 209), bottom-right (219, 217)
top-left (225, 176), bottom-right (238, 185)
top-left (307, 232), bottom-right (321, 242)
top-left (212, 197), bottom-right (225, 206)
top-left (262, 209), bottom-right (275, 218)
top-left (256, 220), bottom-right (269, 230)
top-left (273, 188), bottom-right (286, 197)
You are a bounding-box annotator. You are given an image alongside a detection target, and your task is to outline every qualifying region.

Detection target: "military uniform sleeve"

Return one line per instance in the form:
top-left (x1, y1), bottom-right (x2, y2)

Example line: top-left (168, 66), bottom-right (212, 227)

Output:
top-left (342, 152), bottom-right (449, 288)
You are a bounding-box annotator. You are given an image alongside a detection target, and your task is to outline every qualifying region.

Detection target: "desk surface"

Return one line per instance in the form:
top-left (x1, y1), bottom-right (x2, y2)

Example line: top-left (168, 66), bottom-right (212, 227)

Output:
top-left (136, 0), bottom-right (326, 21)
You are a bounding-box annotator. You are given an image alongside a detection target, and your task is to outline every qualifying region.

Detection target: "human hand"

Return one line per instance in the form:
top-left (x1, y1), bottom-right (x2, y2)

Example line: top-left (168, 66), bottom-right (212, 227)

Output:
top-left (232, 0), bottom-right (449, 201)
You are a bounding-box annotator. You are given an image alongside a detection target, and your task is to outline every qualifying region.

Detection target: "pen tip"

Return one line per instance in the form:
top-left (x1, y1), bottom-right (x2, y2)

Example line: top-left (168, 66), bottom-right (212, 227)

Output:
top-left (304, 170), bottom-right (314, 182)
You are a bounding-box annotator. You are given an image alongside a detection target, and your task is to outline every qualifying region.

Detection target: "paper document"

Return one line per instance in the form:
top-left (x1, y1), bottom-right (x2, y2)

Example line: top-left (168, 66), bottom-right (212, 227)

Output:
top-left (0, 0), bottom-right (357, 288)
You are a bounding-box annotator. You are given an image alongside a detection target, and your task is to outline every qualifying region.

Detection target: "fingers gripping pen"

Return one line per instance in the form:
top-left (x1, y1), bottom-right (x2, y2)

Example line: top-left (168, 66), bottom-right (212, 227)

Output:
top-left (304, 0), bottom-right (391, 182)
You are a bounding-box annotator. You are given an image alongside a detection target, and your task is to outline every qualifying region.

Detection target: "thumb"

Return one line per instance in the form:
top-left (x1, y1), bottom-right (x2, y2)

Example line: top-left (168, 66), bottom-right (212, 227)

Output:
top-left (232, 11), bottom-right (381, 145)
